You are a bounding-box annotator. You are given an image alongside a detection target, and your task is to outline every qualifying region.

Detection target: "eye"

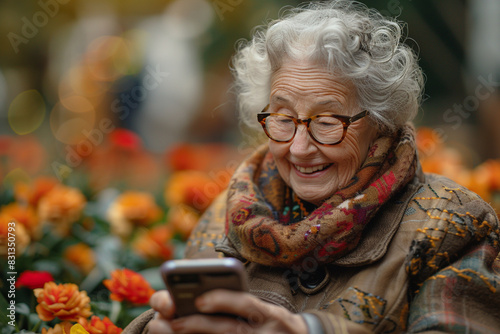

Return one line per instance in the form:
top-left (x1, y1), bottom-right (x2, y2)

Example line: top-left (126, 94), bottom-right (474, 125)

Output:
top-left (278, 117), bottom-right (293, 124)
top-left (315, 117), bottom-right (341, 127)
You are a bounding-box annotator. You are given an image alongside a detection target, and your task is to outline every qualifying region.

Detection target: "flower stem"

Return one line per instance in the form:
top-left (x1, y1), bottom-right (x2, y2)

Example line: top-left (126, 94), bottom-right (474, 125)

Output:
top-left (30, 320), bottom-right (42, 333)
top-left (109, 300), bottom-right (122, 324)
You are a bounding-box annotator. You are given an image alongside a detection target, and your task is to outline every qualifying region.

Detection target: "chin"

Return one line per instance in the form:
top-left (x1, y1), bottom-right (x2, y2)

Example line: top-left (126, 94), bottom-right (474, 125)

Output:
top-left (294, 189), bottom-right (330, 205)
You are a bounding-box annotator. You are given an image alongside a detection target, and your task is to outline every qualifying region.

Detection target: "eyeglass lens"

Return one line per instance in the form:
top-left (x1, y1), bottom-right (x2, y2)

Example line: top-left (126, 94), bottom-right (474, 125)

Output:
top-left (265, 115), bottom-right (344, 144)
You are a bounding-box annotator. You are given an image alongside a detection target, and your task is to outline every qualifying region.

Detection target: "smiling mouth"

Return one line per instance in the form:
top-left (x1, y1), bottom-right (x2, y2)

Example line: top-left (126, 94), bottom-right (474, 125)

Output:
top-left (294, 163), bottom-right (332, 174)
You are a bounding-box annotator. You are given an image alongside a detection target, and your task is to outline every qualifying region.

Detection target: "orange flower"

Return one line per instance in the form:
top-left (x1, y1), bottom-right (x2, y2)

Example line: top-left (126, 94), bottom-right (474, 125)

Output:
top-left (14, 176), bottom-right (59, 207)
top-left (474, 160), bottom-right (500, 191)
top-left (416, 127), bottom-right (444, 158)
top-left (64, 243), bottom-right (96, 274)
top-left (166, 143), bottom-right (213, 171)
top-left (78, 316), bottom-right (123, 334)
top-left (34, 282), bottom-right (92, 322)
top-left (0, 219), bottom-right (30, 256)
top-left (0, 135), bottom-right (47, 176)
top-left (167, 204), bottom-right (200, 240)
top-left (165, 143), bottom-right (242, 172)
top-left (0, 202), bottom-right (40, 239)
top-left (41, 321), bottom-right (74, 334)
top-left (133, 225), bottom-right (174, 261)
top-left (84, 129), bottom-right (161, 191)
top-left (38, 185), bottom-right (86, 235)
top-left (107, 191), bottom-right (162, 239)
top-left (165, 171), bottom-right (227, 212)
top-left (103, 268), bottom-right (155, 305)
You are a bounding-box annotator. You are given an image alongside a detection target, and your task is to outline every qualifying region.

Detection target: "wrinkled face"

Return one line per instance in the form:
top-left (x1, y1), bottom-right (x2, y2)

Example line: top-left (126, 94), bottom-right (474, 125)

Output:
top-left (267, 60), bottom-right (378, 205)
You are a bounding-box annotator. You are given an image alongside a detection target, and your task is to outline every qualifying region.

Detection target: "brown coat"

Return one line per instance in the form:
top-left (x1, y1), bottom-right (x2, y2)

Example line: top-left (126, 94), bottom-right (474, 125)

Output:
top-left (124, 170), bottom-right (500, 333)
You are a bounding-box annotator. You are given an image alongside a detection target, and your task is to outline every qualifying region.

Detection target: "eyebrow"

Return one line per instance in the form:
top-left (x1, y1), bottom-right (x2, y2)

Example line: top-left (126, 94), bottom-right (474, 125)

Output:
top-left (271, 95), bottom-right (290, 104)
top-left (316, 100), bottom-right (344, 108)
top-left (271, 96), bottom-right (344, 109)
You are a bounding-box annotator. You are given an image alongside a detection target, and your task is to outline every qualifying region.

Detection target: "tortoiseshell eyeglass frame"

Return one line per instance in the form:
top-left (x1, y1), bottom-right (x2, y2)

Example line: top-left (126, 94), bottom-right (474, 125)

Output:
top-left (257, 104), bottom-right (370, 145)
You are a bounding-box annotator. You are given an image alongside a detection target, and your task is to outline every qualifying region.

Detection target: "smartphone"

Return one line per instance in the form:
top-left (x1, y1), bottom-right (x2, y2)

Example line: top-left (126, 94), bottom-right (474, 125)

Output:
top-left (161, 258), bottom-right (249, 317)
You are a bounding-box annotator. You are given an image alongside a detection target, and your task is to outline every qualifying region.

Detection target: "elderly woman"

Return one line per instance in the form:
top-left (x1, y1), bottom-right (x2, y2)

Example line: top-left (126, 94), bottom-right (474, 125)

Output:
top-left (125, 1), bottom-right (500, 333)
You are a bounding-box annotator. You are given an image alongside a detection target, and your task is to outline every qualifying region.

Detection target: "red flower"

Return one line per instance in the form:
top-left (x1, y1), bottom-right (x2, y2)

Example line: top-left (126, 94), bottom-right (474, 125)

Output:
top-left (103, 269), bottom-right (155, 305)
top-left (109, 129), bottom-right (141, 151)
top-left (16, 270), bottom-right (54, 289)
top-left (79, 316), bottom-right (123, 334)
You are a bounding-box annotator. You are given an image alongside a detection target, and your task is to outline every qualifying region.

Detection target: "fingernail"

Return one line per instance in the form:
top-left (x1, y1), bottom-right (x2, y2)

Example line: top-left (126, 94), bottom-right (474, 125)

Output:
top-left (171, 319), bottom-right (185, 331)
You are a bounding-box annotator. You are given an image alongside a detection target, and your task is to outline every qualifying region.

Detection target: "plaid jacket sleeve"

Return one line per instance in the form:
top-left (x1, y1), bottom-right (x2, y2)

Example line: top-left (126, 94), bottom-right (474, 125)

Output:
top-left (406, 191), bottom-right (500, 333)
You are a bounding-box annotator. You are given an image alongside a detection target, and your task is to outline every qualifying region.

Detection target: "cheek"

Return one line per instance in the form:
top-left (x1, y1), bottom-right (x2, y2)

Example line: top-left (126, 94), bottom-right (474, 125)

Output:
top-left (269, 141), bottom-right (285, 158)
top-left (268, 141), bottom-right (291, 170)
top-left (327, 138), bottom-right (363, 165)
top-left (325, 137), bottom-right (367, 178)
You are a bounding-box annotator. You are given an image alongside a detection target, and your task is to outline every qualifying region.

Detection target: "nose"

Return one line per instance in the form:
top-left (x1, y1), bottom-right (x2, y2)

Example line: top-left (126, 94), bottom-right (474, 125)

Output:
top-left (289, 124), bottom-right (316, 156)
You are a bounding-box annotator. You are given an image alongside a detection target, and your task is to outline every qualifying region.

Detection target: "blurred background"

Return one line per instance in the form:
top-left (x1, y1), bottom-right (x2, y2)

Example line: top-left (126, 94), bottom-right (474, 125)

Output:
top-left (0, 0), bottom-right (499, 194)
top-left (1, 2), bottom-right (499, 330)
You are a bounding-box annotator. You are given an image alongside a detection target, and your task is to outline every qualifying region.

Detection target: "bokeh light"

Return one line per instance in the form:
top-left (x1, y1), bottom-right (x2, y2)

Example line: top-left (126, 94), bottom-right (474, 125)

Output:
top-left (8, 89), bottom-right (46, 135)
top-left (50, 100), bottom-right (96, 145)
top-left (85, 35), bottom-right (132, 82)
top-left (3, 167), bottom-right (30, 188)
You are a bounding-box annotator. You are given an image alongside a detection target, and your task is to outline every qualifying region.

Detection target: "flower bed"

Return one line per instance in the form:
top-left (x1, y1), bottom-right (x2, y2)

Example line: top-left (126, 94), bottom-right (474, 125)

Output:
top-left (0, 132), bottom-right (241, 333)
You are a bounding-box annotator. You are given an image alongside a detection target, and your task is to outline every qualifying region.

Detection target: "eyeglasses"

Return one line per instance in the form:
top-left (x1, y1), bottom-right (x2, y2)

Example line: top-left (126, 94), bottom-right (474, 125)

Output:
top-left (257, 105), bottom-right (369, 145)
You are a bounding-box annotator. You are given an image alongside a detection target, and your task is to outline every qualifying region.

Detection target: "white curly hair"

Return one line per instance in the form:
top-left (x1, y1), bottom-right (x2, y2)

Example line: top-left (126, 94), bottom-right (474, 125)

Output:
top-left (231, 0), bottom-right (424, 134)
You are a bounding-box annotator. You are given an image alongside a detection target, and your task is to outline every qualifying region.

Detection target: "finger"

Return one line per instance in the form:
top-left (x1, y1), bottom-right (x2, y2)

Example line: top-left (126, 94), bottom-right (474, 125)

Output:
top-left (170, 313), bottom-right (250, 334)
top-left (150, 290), bottom-right (175, 319)
top-left (195, 290), bottom-right (278, 324)
top-left (148, 314), bottom-right (174, 334)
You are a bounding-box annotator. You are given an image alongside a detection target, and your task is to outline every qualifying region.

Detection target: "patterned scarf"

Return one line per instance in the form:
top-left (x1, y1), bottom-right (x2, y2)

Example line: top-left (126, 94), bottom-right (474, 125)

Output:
top-left (225, 125), bottom-right (418, 267)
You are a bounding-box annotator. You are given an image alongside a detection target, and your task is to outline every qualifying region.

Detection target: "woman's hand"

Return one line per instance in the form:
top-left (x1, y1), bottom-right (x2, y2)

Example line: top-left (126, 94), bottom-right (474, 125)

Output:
top-left (148, 289), bottom-right (308, 334)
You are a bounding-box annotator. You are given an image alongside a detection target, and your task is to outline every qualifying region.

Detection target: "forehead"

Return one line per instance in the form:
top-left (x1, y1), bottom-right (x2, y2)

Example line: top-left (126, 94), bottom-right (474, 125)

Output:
top-left (270, 60), bottom-right (357, 106)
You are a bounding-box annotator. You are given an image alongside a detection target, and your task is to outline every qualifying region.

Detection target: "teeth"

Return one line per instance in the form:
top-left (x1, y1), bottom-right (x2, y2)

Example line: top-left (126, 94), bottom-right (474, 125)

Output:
top-left (295, 163), bottom-right (331, 174)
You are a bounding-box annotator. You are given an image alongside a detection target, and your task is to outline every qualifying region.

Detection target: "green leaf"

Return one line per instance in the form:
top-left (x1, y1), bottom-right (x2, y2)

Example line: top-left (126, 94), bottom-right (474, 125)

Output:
top-left (15, 303), bottom-right (30, 316)
top-left (95, 236), bottom-right (121, 273)
top-left (126, 305), bottom-right (150, 318)
top-left (1, 325), bottom-right (16, 334)
top-left (138, 267), bottom-right (163, 291)
top-left (79, 266), bottom-right (106, 293)
top-left (33, 260), bottom-right (62, 276)
top-left (0, 292), bottom-right (15, 327)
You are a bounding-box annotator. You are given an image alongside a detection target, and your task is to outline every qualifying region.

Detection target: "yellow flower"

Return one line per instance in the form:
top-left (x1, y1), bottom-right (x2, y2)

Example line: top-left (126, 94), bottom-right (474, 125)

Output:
top-left (34, 282), bottom-right (92, 322)
top-left (38, 185), bottom-right (86, 236)
top-left (64, 243), bottom-right (96, 274)
top-left (71, 324), bottom-right (90, 334)
top-left (107, 191), bottom-right (162, 239)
